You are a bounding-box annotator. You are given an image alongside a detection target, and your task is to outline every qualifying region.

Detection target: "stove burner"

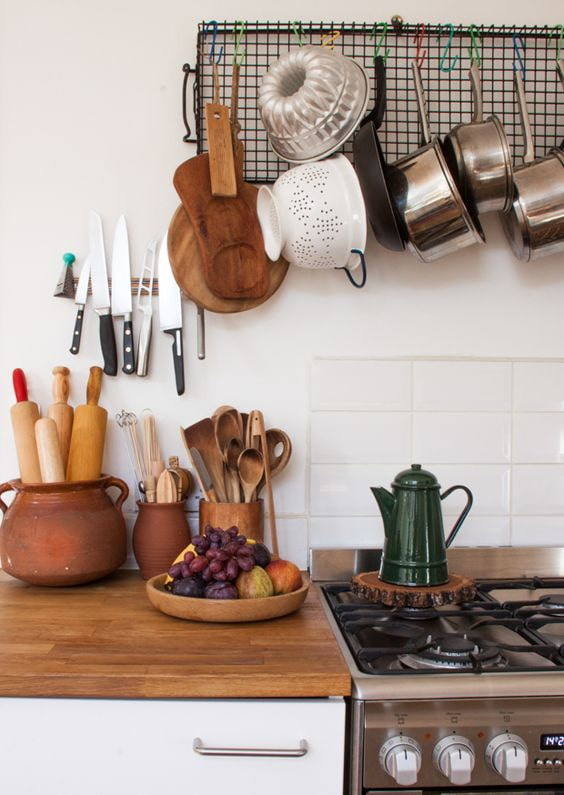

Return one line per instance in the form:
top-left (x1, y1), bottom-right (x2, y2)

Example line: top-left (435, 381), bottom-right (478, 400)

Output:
top-left (542, 594), bottom-right (564, 609)
top-left (394, 633), bottom-right (507, 671)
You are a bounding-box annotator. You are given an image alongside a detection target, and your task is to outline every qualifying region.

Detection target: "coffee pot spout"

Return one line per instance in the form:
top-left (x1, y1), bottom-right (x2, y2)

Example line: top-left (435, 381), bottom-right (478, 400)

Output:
top-left (370, 487), bottom-right (396, 538)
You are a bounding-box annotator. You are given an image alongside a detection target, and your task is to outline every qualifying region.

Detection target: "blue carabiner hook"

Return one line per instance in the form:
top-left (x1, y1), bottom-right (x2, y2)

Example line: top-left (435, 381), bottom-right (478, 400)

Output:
top-left (203, 19), bottom-right (223, 65)
top-left (437, 23), bottom-right (459, 73)
top-left (370, 22), bottom-right (390, 63)
top-left (512, 32), bottom-right (526, 80)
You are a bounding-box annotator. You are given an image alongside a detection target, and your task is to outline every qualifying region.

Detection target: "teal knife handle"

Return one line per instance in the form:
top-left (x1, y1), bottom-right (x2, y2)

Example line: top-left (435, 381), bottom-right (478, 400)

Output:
top-left (122, 316), bottom-right (135, 374)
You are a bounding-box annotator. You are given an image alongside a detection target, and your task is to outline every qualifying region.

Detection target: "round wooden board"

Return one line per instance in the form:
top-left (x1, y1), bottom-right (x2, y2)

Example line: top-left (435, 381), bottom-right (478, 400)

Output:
top-left (168, 205), bottom-right (289, 314)
top-left (351, 571), bottom-right (476, 607)
top-left (146, 572), bottom-right (310, 622)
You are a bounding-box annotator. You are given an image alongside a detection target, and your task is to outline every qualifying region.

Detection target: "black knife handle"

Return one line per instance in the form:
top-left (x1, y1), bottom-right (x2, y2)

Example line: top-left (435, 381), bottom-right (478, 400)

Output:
top-left (99, 312), bottom-right (118, 376)
top-left (122, 318), bottom-right (136, 375)
top-left (69, 307), bottom-right (84, 355)
top-left (165, 327), bottom-right (185, 395)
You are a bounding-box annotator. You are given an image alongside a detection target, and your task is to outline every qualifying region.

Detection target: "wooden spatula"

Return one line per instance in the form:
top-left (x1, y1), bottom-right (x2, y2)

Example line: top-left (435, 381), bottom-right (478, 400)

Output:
top-left (206, 61), bottom-right (237, 197)
top-left (181, 418), bottom-right (228, 502)
top-left (66, 366), bottom-right (107, 481)
top-left (47, 366), bottom-right (73, 470)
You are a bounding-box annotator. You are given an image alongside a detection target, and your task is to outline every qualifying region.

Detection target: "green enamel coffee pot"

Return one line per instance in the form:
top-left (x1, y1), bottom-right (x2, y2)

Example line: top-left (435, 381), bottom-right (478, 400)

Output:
top-left (372, 465), bottom-right (473, 587)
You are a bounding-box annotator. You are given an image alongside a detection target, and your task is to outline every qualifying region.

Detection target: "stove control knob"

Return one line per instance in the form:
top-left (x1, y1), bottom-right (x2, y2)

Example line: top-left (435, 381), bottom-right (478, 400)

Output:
top-left (379, 735), bottom-right (422, 787)
top-left (433, 735), bottom-right (475, 785)
top-left (486, 733), bottom-right (528, 783)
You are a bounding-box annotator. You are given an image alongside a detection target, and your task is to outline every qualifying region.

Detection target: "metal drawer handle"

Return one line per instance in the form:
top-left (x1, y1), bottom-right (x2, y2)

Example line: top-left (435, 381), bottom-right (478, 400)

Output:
top-left (193, 737), bottom-right (308, 758)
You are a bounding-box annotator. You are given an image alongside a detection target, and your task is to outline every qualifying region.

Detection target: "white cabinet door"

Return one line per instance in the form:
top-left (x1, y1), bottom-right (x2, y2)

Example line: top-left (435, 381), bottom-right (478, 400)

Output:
top-left (0, 697), bottom-right (345, 795)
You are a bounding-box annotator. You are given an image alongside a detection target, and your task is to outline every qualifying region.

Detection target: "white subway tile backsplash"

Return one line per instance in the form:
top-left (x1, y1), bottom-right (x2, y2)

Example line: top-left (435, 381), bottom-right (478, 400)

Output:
top-left (513, 362), bottom-right (564, 411)
top-left (425, 465), bottom-right (510, 516)
top-left (310, 412), bottom-right (411, 464)
top-left (413, 361), bottom-right (512, 412)
top-left (512, 465), bottom-right (564, 515)
top-left (448, 516), bottom-right (510, 547)
top-left (309, 516), bottom-right (385, 549)
top-left (310, 464), bottom-right (408, 516)
top-left (513, 413), bottom-right (564, 463)
top-left (311, 359), bottom-right (411, 411)
top-left (512, 516), bottom-right (564, 546)
top-left (413, 413), bottom-right (511, 464)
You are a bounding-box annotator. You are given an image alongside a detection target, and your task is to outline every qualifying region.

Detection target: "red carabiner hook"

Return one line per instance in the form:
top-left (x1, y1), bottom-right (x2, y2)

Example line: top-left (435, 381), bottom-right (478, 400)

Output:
top-left (413, 23), bottom-right (427, 67)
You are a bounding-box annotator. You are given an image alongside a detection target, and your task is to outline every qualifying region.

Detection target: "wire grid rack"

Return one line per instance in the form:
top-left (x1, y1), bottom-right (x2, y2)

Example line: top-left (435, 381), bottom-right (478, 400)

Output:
top-left (191, 21), bottom-right (564, 184)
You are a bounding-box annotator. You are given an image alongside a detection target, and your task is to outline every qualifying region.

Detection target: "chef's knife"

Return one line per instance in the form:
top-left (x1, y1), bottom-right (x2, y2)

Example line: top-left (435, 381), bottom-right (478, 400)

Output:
top-left (69, 258), bottom-right (90, 354)
top-left (89, 210), bottom-right (117, 376)
top-left (158, 232), bottom-right (185, 395)
top-left (110, 215), bottom-right (135, 374)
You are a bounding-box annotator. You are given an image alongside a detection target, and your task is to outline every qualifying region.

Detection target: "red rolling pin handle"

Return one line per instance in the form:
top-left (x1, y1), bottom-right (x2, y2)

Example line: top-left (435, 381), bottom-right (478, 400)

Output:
top-left (12, 368), bottom-right (28, 402)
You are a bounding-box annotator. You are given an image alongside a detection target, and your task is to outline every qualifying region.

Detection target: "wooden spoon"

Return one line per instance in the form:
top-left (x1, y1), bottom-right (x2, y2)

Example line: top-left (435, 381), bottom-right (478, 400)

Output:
top-left (214, 409), bottom-right (242, 456)
top-left (224, 436), bottom-right (244, 503)
top-left (248, 410), bottom-right (279, 558)
top-left (237, 448), bottom-right (264, 504)
top-left (256, 428), bottom-right (292, 495)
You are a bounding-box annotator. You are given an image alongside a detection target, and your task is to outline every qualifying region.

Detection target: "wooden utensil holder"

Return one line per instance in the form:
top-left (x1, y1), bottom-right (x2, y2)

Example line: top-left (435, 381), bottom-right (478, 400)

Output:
top-left (199, 499), bottom-right (264, 543)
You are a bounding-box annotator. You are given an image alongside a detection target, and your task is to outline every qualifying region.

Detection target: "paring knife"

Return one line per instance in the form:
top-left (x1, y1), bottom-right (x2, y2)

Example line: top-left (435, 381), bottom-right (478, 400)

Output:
top-left (69, 258), bottom-right (90, 354)
top-left (89, 211), bottom-right (117, 375)
top-left (110, 215), bottom-right (135, 374)
top-left (158, 232), bottom-right (185, 395)
top-left (136, 240), bottom-right (157, 377)
top-left (188, 446), bottom-right (218, 502)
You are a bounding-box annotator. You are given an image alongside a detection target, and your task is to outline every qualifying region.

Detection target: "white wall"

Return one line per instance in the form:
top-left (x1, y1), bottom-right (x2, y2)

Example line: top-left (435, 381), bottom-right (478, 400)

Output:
top-left (1, 1), bottom-right (563, 569)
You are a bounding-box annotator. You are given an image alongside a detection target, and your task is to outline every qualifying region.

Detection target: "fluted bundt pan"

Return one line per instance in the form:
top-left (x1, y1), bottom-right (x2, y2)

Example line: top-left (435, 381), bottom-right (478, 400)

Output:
top-left (258, 45), bottom-right (369, 163)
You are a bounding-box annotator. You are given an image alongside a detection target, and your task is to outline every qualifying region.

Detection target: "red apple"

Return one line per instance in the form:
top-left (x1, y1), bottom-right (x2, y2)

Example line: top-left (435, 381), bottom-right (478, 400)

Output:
top-left (265, 559), bottom-right (303, 595)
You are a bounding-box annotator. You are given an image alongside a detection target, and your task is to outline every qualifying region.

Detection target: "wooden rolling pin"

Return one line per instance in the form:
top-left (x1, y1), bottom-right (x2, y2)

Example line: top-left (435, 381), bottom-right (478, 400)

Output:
top-left (47, 366), bottom-right (73, 470)
top-left (10, 368), bottom-right (42, 483)
top-left (66, 366), bottom-right (107, 481)
top-left (35, 418), bottom-right (65, 482)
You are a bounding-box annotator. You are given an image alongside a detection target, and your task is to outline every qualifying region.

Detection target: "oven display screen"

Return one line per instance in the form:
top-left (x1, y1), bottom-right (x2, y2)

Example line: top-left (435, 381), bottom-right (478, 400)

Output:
top-left (540, 733), bottom-right (564, 749)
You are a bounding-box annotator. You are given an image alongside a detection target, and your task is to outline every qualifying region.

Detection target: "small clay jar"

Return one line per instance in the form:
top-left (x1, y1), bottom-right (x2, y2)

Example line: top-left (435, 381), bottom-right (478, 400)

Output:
top-left (132, 501), bottom-right (191, 580)
top-left (199, 499), bottom-right (264, 542)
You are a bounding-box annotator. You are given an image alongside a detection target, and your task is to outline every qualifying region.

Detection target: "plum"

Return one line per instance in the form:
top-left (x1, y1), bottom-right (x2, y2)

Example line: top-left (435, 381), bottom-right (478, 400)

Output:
top-left (204, 581), bottom-right (238, 599)
top-left (250, 542), bottom-right (271, 568)
top-left (171, 576), bottom-right (204, 598)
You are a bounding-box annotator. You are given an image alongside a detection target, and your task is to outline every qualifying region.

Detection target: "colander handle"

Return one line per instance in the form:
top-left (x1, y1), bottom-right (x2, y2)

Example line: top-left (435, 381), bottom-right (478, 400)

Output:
top-left (337, 249), bottom-right (367, 289)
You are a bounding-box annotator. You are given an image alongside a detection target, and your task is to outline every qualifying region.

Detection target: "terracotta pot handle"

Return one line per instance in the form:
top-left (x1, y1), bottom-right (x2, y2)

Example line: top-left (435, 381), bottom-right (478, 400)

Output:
top-left (104, 476), bottom-right (129, 511)
top-left (0, 481), bottom-right (15, 515)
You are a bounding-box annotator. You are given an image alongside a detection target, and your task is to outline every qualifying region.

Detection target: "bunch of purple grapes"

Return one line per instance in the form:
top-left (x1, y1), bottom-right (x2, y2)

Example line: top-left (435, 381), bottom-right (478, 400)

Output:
top-left (168, 525), bottom-right (255, 586)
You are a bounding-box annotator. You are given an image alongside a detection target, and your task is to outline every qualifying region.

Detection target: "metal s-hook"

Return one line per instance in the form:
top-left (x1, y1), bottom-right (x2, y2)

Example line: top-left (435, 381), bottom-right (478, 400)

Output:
top-left (467, 24), bottom-right (482, 66)
top-left (320, 30), bottom-right (341, 49)
top-left (233, 20), bottom-right (246, 65)
top-left (203, 19), bottom-right (223, 65)
top-left (413, 23), bottom-right (427, 68)
top-left (370, 22), bottom-right (390, 63)
top-left (549, 24), bottom-right (564, 61)
top-left (291, 20), bottom-right (304, 47)
top-left (512, 32), bottom-right (526, 79)
top-left (437, 23), bottom-right (459, 73)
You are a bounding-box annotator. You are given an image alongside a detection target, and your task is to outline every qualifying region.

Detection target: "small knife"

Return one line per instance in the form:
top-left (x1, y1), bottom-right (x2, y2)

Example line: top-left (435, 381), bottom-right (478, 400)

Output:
top-left (69, 258), bottom-right (90, 355)
top-left (158, 232), bottom-right (185, 395)
top-left (136, 240), bottom-right (157, 377)
top-left (89, 211), bottom-right (117, 376)
top-left (188, 446), bottom-right (217, 502)
top-left (110, 215), bottom-right (135, 374)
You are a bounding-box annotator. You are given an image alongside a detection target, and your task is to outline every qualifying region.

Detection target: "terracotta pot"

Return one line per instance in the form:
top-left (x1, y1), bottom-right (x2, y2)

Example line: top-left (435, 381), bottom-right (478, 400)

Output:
top-left (0, 476), bottom-right (128, 586)
top-left (132, 500), bottom-right (191, 580)
top-left (199, 499), bottom-right (264, 543)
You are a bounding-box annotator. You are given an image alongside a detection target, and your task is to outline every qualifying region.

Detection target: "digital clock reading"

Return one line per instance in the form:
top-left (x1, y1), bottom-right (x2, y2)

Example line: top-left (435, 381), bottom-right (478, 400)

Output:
top-left (540, 734), bottom-right (564, 750)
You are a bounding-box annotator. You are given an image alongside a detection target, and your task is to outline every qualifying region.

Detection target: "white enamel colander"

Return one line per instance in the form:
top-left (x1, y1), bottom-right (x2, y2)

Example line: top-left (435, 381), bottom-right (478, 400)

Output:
top-left (257, 154), bottom-right (367, 288)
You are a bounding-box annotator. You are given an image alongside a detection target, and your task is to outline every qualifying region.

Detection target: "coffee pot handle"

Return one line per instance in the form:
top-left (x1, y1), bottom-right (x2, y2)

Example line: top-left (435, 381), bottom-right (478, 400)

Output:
top-left (440, 485), bottom-right (474, 547)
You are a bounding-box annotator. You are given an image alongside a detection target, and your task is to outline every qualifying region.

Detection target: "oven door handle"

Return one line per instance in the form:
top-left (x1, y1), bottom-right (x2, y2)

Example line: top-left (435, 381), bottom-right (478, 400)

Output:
top-left (193, 737), bottom-right (309, 757)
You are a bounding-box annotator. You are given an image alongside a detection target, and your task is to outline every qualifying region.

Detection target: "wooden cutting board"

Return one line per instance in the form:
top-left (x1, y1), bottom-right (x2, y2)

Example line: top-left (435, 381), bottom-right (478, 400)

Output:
top-left (167, 204), bottom-right (288, 314)
top-left (173, 153), bottom-right (269, 300)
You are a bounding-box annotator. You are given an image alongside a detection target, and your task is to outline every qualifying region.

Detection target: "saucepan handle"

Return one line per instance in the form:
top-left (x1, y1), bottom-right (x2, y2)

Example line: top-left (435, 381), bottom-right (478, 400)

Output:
top-left (103, 476), bottom-right (130, 511)
top-left (411, 60), bottom-right (431, 145)
top-left (441, 485), bottom-right (474, 547)
top-left (0, 481), bottom-right (15, 515)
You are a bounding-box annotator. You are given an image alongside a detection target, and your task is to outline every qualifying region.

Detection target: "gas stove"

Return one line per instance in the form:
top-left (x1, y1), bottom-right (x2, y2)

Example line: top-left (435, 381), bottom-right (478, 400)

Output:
top-left (312, 546), bottom-right (564, 794)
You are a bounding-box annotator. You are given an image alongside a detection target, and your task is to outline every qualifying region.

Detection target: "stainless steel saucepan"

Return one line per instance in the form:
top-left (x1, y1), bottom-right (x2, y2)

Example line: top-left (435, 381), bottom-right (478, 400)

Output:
top-left (500, 67), bottom-right (564, 262)
top-left (443, 63), bottom-right (513, 214)
top-left (386, 61), bottom-right (485, 262)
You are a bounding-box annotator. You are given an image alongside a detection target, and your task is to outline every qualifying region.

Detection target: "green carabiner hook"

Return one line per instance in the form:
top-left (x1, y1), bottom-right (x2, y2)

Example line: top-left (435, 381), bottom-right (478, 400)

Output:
top-left (370, 22), bottom-right (390, 63)
top-left (549, 23), bottom-right (564, 61)
top-left (291, 20), bottom-right (304, 47)
top-left (233, 20), bottom-right (246, 65)
top-left (467, 24), bottom-right (482, 66)
top-left (437, 23), bottom-right (459, 73)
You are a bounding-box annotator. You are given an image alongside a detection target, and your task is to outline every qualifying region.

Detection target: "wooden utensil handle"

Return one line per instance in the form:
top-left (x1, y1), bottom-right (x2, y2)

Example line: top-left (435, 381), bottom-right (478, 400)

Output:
top-left (12, 368), bottom-right (28, 402)
top-left (52, 366), bottom-right (70, 404)
top-left (86, 366), bottom-right (103, 406)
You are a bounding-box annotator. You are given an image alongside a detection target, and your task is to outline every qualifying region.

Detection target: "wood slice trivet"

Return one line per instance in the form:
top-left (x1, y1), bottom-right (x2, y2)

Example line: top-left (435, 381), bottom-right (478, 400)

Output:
top-left (351, 571), bottom-right (476, 608)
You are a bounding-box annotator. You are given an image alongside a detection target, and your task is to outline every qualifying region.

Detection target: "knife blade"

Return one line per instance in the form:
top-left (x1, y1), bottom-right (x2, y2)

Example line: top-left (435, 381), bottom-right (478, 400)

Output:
top-left (188, 447), bottom-right (217, 502)
top-left (69, 258), bottom-right (90, 355)
top-left (89, 210), bottom-right (117, 375)
top-left (136, 240), bottom-right (157, 377)
top-left (110, 215), bottom-right (135, 374)
top-left (158, 232), bottom-right (185, 395)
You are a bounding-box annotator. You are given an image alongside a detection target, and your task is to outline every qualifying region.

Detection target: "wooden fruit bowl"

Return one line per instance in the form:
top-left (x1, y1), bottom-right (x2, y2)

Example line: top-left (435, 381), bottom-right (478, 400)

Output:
top-left (146, 573), bottom-right (310, 623)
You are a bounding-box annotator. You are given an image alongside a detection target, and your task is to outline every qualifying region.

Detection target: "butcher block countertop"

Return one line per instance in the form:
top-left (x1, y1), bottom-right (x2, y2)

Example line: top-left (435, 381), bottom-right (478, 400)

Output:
top-left (0, 570), bottom-right (351, 699)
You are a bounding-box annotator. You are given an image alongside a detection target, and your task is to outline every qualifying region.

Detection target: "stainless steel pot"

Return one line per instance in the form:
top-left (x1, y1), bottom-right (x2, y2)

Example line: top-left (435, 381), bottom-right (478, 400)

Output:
top-left (386, 62), bottom-right (485, 262)
top-left (443, 63), bottom-right (513, 214)
top-left (500, 69), bottom-right (564, 262)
